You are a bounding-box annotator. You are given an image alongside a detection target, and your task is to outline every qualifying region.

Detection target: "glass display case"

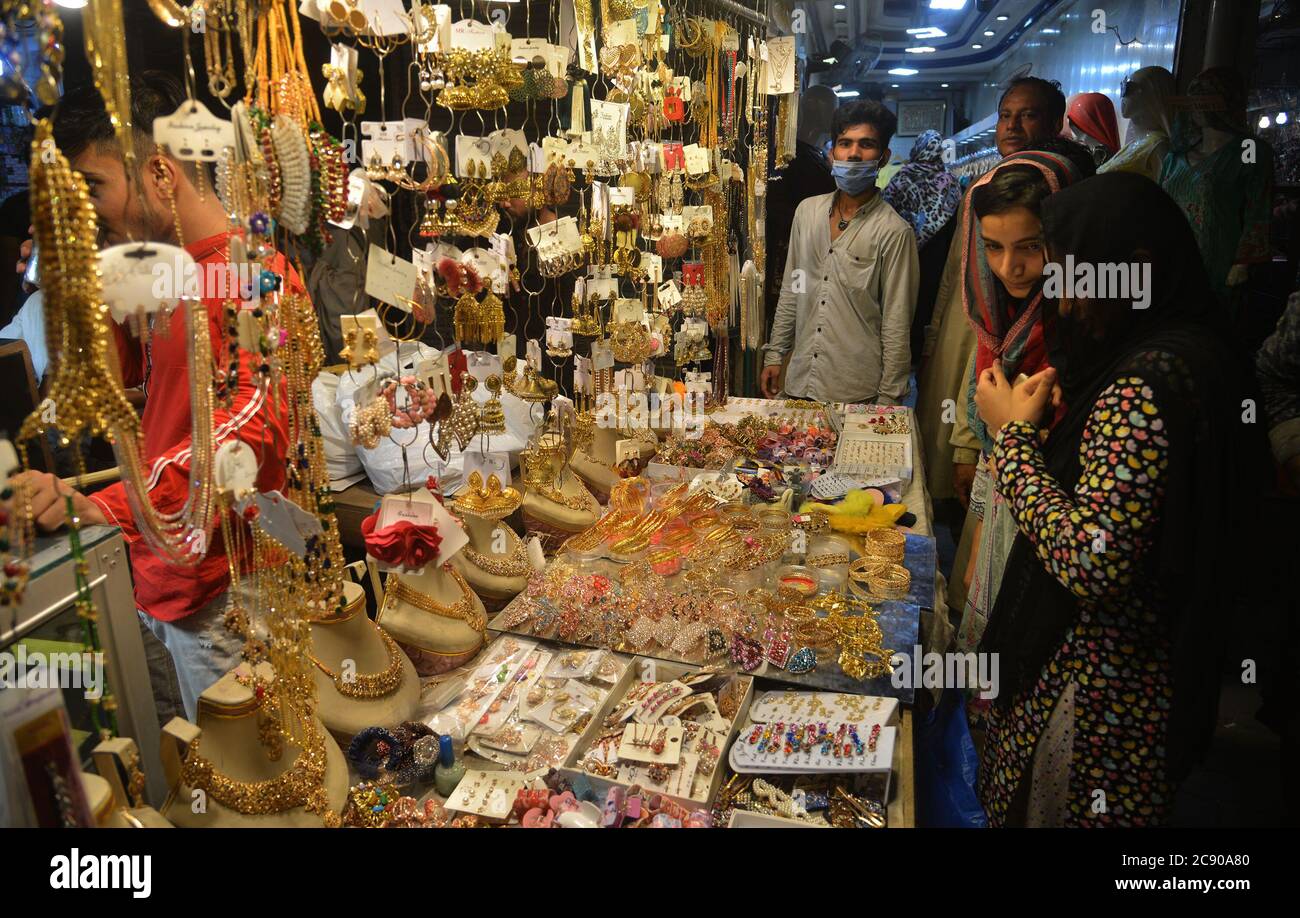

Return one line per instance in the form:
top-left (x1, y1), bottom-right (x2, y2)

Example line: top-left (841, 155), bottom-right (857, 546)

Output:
top-left (0, 527), bottom-right (166, 806)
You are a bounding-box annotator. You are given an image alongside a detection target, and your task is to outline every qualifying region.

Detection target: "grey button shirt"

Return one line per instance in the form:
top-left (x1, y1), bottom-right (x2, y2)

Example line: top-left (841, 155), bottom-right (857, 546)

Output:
top-left (763, 191), bottom-right (919, 404)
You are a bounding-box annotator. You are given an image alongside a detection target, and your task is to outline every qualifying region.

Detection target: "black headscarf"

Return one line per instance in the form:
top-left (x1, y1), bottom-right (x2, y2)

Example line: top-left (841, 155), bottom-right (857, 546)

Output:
top-left (979, 172), bottom-right (1269, 781)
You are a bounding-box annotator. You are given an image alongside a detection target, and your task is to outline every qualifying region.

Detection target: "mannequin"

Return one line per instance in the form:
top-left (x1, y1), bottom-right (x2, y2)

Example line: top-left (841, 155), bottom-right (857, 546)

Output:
top-left (160, 664), bottom-right (348, 827)
top-left (1098, 66), bottom-right (1175, 180)
top-left (376, 562), bottom-right (487, 676)
top-left (570, 424), bottom-right (657, 502)
top-left (1066, 92), bottom-right (1120, 167)
top-left (520, 464), bottom-right (599, 555)
top-left (449, 512), bottom-right (531, 609)
top-left (309, 580), bottom-right (420, 739)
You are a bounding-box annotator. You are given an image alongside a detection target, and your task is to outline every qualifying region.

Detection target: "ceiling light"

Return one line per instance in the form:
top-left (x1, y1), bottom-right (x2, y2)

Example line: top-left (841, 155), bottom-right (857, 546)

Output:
top-left (53, 0), bottom-right (87, 6)
top-left (1041, 28), bottom-right (1060, 34)
top-left (836, 89), bottom-right (861, 98)
top-left (996, 15), bottom-right (1009, 21)
top-left (891, 84), bottom-right (900, 88)
top-left (905, 46), bottom-right (937, 53)
top-left (1259, 115), bottom-right (1271, 129)
top-left (824, 57), bottom-right (838, 64)
top-left (971, 43), bottom-right (982, 49)
top-left (941, 83), bottom-right (950, 88)
top-left (907, 27), bottom-right (947, 39)
top-left (929, 0), bottom-right (968, 9)
top-left (888, 68), bottom-right (918, 76)
top-left (834, 2), bottom-right (846, 9)
top-left (1277, 111), bottom-right (1290, 124)
top-left (983, 30), bottom-right (995, 36)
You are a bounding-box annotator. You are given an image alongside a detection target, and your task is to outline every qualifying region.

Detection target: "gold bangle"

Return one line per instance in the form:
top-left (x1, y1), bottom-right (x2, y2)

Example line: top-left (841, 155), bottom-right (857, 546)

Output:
top-left (719, 503), bottom-right (751, 521)
top-left (709, 588), bottom-right (738, 602)
top-left (661, 527), bottom-right (695, 549)
top-left (782, 604), bottom-right (816, 624)
top-left (863, 528), bottom-right (906, 562)
top-left (758, 508), bottom-right (789, 529)
top-left (795, 511), bottom-right (829, 533)
top-left (689, 513), bottom-right (721, 531)
top-left (730, 517), bottom-right (760, 532)
top-left (849, 557), bottom-right (893, 582)
top-left (865, 562), bottom-right (911, 599)
top-left (795, 619), bottom-right (837, 648)
top-left (806, 552), bottom-right (850, 569)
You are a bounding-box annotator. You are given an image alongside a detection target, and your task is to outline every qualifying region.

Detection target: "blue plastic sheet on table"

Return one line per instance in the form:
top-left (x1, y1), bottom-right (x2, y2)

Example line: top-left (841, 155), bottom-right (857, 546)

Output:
top-left (903, 533), bottom-right (937, 610)
top-left (772, 599), bottom-right (921, 701)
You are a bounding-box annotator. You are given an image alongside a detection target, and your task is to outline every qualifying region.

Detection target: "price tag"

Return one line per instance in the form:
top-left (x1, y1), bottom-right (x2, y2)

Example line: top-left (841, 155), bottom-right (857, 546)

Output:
top-left (463, 451), bottom-right (511, 489)
top-left (152, 100), bottom-right (234, 162)
top-left (683, 143), bottom-right (711, 175)
top-left (213, 440), bottom-right (259, 495)
top-left (614, 297), bottom-right (642, 323)
top-left (591, 340), bottom-right (614, 371)
top-left (641, 253), bottom-right (663, 285)
top-left (451, 17), bottom-right (497, 51)
top-left (251, 490), bottom-right (323, 558)
top-left (364, 244), bottom-right (417, 310)
top-left (499, 333), bottom-right (517, 359)
top-left (606, 18), bottom-right (638, 45)
top-left (526, 338), bottom-right (543, 371)
top-left (658, 280), bottom-right (682, 308)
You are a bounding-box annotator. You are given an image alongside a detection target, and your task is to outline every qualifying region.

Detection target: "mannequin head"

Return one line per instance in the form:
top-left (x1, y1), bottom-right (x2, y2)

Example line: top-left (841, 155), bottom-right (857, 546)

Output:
top-left (1119, 66), bottom-right (1176, 133)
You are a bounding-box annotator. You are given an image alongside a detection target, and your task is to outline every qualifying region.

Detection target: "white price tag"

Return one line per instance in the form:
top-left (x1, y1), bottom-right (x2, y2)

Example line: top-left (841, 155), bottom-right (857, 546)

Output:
top-left (364, 244), bottom-right (417, 310)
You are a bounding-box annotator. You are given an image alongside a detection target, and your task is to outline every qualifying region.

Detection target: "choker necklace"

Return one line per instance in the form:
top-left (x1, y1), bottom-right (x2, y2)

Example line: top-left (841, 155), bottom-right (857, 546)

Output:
top-left (462, 529), bottom-right (532, 578)
top-left (309, 621), bottom-right (404, 698)
top-left (385, 566), bottom-right (487, 633)
top-left (181, 720), bottom-right (339, 825)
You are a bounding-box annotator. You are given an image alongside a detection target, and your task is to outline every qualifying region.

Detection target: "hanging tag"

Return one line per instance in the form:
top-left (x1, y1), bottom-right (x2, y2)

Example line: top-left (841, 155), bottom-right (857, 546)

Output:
top-left (451, 17), bottom-right (497, 51)
top-left (153, 100), bottom-right (235, 162)
top-left (463, 451), bottom-right (511, 489)
top-left (364, 244), bottom-right (417, 310)
top-left (99, 243), bottom-right (197, 323)
top-left (361, 0), bottom-right (412, 36)
top-left (574, 355), bottom-right (592, 395)
top-left (591, 340), bottom-right (615, 371)
top-left (526, 338), bottom-right (543, 371)
top-left (614, 297), bottom-right (642, 324)
top-left (658, 280), bottom-right (682, 308)
top-left (641, 252), bottom-right (663, 285)
top-left (213, 440), bottom-right (259, 496)
top-left (499, 332), bottom-right (517, 359)
top-left (251, 490), bottom-right (323, 557)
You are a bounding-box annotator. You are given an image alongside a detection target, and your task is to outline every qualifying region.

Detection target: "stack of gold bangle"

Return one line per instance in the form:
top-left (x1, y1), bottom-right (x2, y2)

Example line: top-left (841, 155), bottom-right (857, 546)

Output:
top-left (863, 528), bottom-right (906, 562)
top-left (757, 507), bottom-right (789, 530)
top-left (689, 512), bottom-right (721, 531)
top-left (719, 502), bottom-right (751, 522)
top-left (659, 527), bottom-right (696, 552)
top-left (860, 562), bottom-right (910, 600)
top-left (795, 511), bottom-right (829, 534)
top-left (730, 516), bottom-right (760, 533)
top-left (795, 618), bottom-right (838, 649)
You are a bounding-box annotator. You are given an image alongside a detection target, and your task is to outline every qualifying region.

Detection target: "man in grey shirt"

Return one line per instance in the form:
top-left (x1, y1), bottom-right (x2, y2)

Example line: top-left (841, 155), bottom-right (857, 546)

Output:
top-left (761, 101), bottom-right (919, 404)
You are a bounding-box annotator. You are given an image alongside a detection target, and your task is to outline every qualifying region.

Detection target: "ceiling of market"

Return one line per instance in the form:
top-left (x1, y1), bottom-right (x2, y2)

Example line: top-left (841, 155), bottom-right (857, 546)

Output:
top-left (801, 0), bottom-right (1076, 89)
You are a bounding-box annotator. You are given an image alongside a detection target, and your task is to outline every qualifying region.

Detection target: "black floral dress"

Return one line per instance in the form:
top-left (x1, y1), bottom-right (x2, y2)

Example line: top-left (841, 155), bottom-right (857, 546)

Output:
top-left (978, 359), bottom-right (1182, 826)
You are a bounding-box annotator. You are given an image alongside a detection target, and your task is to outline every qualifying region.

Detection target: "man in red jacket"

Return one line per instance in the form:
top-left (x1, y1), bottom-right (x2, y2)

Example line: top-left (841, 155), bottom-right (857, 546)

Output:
top-left (13, 74), bottom-right (293, 719)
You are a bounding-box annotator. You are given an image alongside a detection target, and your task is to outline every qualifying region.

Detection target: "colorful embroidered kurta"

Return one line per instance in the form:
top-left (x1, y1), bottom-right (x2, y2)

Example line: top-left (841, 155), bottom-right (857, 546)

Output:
top-left (978, 371), bottom-right (1176, 826)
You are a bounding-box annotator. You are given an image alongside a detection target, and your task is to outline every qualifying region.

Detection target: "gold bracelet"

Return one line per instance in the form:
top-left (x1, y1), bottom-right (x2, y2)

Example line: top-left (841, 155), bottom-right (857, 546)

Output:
top-left (806, 552), bottom-right (850, 568)
top-left (863, 528), bottom-right (906, 562)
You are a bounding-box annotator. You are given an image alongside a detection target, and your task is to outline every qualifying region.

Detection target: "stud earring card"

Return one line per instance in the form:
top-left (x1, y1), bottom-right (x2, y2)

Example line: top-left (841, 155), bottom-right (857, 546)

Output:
top-left (617, 724), bottom-right (684, 765)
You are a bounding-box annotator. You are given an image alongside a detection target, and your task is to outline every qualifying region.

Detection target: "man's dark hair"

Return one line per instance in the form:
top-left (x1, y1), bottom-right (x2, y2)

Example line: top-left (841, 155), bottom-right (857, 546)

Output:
top-left (1026, 136), bottom-right (1098, 179)
top-left (50, 71), bottom-right (186, 166)
top-left (998, 75), bottom-right (1067, 129)
top-left (831, 100), bottom-right (898, 148)
top-left (971, 139), bottom-right (1094, 220)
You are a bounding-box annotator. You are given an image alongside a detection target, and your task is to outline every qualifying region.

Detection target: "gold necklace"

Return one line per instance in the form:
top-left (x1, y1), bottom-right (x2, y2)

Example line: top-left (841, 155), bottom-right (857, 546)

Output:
top-left (309, 621), bottom-right (404, 698)
top-left (181, 721), bottom-right (339, 825)
top-left (385, 568), bottom-right (486, 633)
top-left (461, 530), bottom-right (531, 578)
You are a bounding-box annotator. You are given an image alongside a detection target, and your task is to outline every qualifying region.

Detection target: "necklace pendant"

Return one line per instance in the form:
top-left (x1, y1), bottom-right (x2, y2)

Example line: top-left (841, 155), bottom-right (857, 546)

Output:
top-left (837, 218), bottom-right (849, 231)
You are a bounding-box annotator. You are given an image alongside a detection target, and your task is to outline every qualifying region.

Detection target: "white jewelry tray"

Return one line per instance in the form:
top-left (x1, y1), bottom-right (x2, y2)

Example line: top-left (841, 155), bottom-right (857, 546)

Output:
top-left (728, 725), bottom-right (896, 775)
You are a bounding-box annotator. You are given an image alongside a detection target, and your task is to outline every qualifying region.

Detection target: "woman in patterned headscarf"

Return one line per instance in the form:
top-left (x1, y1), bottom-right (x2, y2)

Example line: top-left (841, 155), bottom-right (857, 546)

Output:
top-left (883, 129), bottom-right (963, 247)
top-left (884, 129), bottom-right (964, 362)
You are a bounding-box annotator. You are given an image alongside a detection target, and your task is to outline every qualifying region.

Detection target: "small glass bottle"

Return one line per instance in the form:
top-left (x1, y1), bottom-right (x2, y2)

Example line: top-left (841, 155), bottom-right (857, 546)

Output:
top-left (434, 735), bottom-right (465, 797)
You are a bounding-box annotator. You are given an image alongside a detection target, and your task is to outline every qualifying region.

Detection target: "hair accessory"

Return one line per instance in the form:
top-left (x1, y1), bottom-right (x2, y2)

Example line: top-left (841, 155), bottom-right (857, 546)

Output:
top-left (361, 511), bottom-right (442, 570)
